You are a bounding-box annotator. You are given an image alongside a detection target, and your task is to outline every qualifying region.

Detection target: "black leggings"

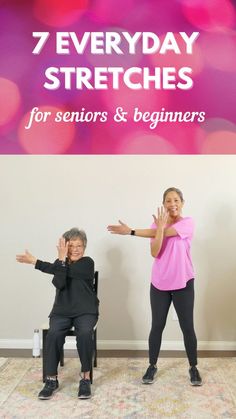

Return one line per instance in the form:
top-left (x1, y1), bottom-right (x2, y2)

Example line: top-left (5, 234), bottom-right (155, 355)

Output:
top-left (149, 279), bottom-right (197, 366)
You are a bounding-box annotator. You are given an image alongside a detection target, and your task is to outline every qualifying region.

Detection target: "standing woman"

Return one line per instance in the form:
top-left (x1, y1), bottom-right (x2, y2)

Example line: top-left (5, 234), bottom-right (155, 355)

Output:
top-left (108, 187), bottom-right (202, 386)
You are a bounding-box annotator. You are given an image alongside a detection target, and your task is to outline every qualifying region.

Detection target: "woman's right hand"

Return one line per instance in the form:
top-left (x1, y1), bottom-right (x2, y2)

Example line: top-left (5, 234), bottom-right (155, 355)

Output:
top-left (16, 250), bottom-right (37, 265)
top-left (107, 220), bottom-right (132, 235)
top-left (153, 207), bottom-right (169, 230)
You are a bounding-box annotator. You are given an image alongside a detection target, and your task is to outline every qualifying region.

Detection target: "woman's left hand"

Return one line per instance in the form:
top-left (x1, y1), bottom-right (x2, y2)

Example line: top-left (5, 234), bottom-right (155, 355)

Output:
top-left (153, 207), bottom-right (169, 229)
top-left (57, 237), bottom-right (68, 261)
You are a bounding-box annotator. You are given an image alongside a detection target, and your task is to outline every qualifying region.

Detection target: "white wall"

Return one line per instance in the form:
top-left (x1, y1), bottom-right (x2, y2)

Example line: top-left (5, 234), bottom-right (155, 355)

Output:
top-left (1, 155), bottom-right (236, 350)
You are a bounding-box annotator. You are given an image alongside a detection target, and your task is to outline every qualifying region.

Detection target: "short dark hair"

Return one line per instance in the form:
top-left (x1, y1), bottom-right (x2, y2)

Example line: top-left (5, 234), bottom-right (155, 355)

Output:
top-left (62, 228), bottom-right (87, 248)
top-left (162, 187), bottom-right (184, 203)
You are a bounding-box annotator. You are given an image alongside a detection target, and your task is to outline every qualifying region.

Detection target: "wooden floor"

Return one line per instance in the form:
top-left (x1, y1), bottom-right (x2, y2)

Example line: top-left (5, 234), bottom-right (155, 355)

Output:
top-left (0, 349), bottom-right (235, 358)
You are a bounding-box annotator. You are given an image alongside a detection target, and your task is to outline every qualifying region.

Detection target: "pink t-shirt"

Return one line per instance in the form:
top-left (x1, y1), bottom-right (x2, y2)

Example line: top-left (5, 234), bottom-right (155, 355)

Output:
top-left (151, 217), bottom-right (195, 291)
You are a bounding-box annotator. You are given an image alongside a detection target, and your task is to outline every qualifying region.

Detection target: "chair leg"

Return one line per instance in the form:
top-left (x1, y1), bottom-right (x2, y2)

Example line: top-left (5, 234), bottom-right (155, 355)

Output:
top-left (90, 365), bottom-right (93, 384)
top-left (42, 329), bottom-right (48, 382)
top-left (94, 329), bottom-right (97, 368)
top-left (60, 348), bottom-right (64, 367)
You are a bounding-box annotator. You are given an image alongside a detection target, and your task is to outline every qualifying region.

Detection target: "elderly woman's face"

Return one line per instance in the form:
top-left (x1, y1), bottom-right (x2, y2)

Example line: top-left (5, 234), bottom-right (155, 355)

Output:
top-left (68, 238), bottom-right (85, 262)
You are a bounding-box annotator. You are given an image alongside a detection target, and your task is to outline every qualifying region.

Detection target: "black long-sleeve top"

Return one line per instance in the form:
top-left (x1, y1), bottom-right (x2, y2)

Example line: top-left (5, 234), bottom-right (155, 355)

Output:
top-left (35, 257), bottom-right (99, 317)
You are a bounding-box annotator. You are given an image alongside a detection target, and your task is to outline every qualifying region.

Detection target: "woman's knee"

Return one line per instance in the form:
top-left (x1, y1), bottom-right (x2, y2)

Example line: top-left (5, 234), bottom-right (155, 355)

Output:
top-left (179, 321), bottom-right (195, 337)
top-left (75, 327), bottom-right (93, 340)
top-left (150, 319), bottom-right (166, 335)
top-left (46, 328), bottom-right (65, 343)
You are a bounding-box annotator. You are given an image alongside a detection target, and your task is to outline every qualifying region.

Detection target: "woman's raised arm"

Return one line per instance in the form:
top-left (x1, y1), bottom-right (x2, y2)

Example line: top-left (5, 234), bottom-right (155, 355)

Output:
top-left (107, 220), bottom-right (156, 238)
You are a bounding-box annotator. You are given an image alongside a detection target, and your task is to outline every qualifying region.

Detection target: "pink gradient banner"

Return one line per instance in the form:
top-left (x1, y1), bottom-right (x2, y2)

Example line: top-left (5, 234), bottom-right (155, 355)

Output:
top-left (0, 0), bottom-right (236, 154)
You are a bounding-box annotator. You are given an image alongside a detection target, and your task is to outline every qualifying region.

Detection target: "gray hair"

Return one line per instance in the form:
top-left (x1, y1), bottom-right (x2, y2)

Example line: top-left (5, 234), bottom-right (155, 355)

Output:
top-left (62, 227), bottom-right (87, 248)
top-left (162, 187), bottom-right (184, 203)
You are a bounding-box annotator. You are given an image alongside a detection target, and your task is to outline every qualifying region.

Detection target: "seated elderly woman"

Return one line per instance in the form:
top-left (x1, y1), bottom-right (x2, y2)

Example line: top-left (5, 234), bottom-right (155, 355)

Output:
top-left (16, 227), bottom-right (99, 400)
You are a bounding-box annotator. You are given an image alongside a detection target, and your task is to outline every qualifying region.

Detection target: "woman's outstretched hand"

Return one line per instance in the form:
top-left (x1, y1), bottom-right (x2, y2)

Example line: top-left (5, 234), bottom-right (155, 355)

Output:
top-left (57, 237), bottom-right (68, 261)
top-left (16, 250), bottom-right (37, 265)
top-left (153, 207), bottom-right (169, 230)
top-left (107, 220), bottom-right (131, 235)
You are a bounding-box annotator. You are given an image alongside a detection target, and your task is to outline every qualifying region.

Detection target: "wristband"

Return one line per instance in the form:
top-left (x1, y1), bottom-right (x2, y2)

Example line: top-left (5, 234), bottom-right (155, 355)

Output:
top-left (130, 229), bottom-right (136, 236)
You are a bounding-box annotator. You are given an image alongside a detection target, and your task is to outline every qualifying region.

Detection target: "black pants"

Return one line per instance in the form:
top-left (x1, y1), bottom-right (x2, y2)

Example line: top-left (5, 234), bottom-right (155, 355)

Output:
top-left (45, 314), bottom-right (98, 376)
top-left (149, 279), bottom-right (197, 366)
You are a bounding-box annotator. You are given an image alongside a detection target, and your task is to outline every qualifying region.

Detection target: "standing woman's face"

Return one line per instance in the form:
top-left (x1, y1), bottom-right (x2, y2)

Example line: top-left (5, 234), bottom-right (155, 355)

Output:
top-left (163, 191), bottom-right (184, 218)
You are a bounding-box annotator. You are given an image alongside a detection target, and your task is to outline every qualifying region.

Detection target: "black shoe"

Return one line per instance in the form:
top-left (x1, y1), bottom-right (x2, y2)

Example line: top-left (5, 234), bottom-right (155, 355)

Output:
top-left (142, 365), bottom-right (157, 384)
top-left (189, 366), bottom-right (202, 386)
top-left (78, 378), bottom-right (92, 399)
top-left (38, 378), bottom-right (59, 400)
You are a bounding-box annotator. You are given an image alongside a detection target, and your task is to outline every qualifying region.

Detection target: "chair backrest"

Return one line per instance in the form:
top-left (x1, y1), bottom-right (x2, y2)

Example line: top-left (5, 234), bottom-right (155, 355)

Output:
top-left (93, 271), bottom-right (98, 295)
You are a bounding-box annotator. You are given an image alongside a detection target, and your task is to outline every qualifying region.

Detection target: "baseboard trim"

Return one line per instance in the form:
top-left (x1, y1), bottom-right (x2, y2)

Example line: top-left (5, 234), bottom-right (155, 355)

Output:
top-left (96, 340), bottom-right (236, 351)
top-left (0, 339), bottom-right (235, 351)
